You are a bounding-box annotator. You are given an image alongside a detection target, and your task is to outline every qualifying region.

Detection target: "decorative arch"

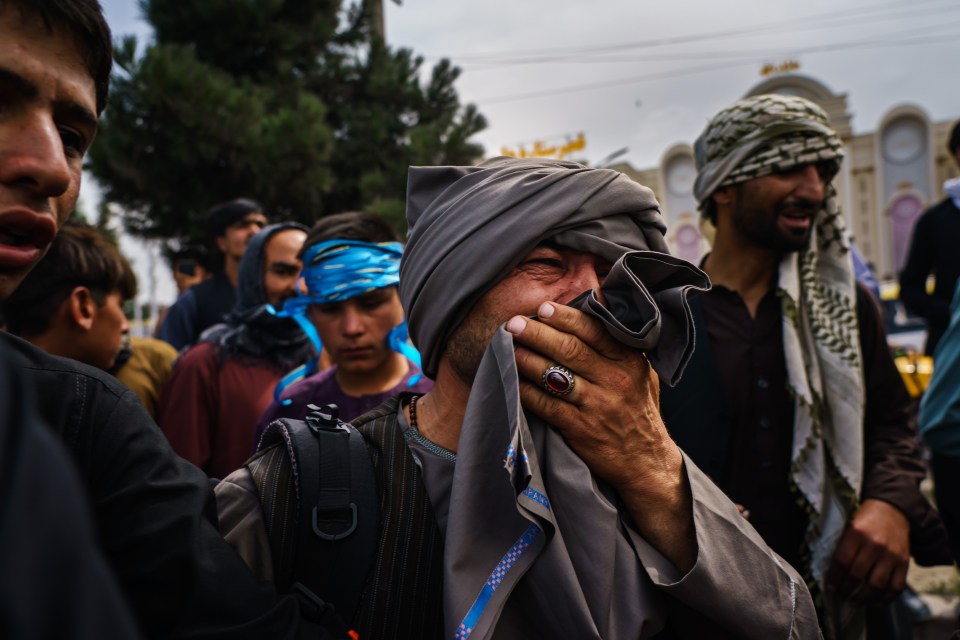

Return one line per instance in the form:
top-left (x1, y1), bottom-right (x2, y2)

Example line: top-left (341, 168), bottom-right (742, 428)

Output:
top-left (876, 106), bottom-right (933, 273)
top-left (658, 144), bottom-right (705, 262)
top-left (745, 74), bottom-right (835, 102)
top-left (743, 74), bottom-right (852, 139)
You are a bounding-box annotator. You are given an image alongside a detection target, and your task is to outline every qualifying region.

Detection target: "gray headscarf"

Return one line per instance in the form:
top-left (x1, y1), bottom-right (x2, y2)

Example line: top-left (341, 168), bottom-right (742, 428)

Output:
top-left (401, 157), bottom-right (710, 638)
top-left (201, 222), bottom-right (314, 373)
top-left (401, 156), bottom-right (702, 384)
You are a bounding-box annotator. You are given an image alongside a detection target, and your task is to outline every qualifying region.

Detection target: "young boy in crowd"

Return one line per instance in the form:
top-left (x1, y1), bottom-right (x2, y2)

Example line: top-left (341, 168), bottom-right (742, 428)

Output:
top-left (255, 211), bottom-right (432, 441)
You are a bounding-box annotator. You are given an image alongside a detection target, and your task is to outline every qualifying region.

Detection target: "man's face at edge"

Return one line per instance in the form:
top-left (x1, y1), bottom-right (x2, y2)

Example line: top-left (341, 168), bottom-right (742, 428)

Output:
top-left (261, 229), bottom-right (306, 308)
top-left (218, 213), bottom-right (268, 261)
top-left (0, 7), bottom-right (98, 300)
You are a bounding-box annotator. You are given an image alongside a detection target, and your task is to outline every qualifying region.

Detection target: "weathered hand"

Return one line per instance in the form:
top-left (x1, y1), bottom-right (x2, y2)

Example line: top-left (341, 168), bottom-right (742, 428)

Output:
top-left (506, 301), bottom-right (696, 571)
top-left (826, 498), bottom-right (910, 605)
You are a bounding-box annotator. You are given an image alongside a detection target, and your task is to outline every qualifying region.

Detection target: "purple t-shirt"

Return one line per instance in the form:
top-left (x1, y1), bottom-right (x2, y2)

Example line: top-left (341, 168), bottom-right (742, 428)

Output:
top-left (252, 363), bottom-right (433, 449)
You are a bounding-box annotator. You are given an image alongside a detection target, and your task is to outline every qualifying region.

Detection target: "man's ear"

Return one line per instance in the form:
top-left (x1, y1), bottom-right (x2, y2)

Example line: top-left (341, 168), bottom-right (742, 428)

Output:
top-left (216, 235), bottom-right (228, 253)
top-left (66, 286), bottom-right (97, 331)
top-left (712, 187), bottom-right (734, 207)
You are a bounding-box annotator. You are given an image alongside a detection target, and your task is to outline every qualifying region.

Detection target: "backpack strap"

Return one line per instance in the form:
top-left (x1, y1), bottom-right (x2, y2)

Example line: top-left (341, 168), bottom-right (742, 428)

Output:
top-left (253, 404), bottom-right (380, 628)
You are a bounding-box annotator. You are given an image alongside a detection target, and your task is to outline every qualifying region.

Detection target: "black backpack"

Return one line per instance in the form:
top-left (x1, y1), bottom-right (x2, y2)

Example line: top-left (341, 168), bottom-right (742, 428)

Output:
top-left (249, 404), bottom-right (380, 638)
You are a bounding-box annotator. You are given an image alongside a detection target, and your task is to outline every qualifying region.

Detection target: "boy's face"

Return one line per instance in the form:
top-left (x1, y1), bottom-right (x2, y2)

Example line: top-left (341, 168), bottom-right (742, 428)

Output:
top-left (0, 7), bottom-right (98, 300)
top-left (307, 287), bottom-right (405, 376)
top-left (80, 290), bottom-right (130, 371)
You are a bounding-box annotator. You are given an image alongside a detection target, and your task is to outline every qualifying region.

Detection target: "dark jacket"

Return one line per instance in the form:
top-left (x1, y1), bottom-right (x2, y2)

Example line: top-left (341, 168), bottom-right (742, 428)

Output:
top-left (156, 271), bottom-right (236, 350)
top-left (660, 287), bottom-right (952, 567)
top-left (0, 341), bottom-right (143, 639)
top-left (3, 332), bottom-right (327, 639)
top-left (899, 197), bottom-right (960, 354)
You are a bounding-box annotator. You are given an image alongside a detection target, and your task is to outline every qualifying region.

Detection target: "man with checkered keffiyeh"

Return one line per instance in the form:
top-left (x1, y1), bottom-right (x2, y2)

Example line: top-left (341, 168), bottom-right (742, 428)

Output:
top-left (660, 94), bottom-right (952, 640)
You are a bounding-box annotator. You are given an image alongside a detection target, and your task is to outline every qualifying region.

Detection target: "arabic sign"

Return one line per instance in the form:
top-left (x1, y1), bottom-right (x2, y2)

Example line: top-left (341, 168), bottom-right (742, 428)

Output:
top-left (760, 60), bottom-right (800, 77)
top-left (501, 132), bottom-right (586, 160)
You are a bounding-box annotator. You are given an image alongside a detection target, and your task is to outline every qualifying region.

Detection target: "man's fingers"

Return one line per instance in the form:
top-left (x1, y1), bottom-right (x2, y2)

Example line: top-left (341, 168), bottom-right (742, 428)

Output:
top-left (514, 345), bottom-right (585, 406)
top-left (859, 548), bottom-right (908, 605)
top-left (850, 554), bottom-right (892, 604)
top-left (829, 500), bottom-right (911, 604)
top-left (515, 302), bottom-right (624, 361)
top-left (828, 527), bottom-right (875, 598)
top-left (826, 530), bottom-right (858, 594)
top-left (828, 524), bottom-right (910, 605)
top-left (835, 544), bottom-right (872, 598)
top-left (889, 559), bottom-right (909, 599)
top-left (507, 314), bottom-right (601, 381)
top-left (518, 379), bottom-right (580, 431)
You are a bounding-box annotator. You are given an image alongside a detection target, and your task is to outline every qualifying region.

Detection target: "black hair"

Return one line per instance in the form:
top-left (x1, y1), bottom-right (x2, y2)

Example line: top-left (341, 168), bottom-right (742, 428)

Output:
top-left (301, 211), bottom-right (401, 259)
top-left (7, 0), bottom-right (113, 115)
top-left (702, 198), bottom-right (718, 224)
top-left (206, 198), bottom-right (264, 238)
top-left (3, 220), bottom-right (136, 336)
top-left (949, 120), bottom-right (960, 157)
top-left (170, 245), bottom-right (211, 272)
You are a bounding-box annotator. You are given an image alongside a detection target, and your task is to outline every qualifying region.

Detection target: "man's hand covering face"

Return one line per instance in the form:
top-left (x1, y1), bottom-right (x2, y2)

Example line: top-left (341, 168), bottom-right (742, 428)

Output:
top-left (401, 156), bottom-right (693, 379)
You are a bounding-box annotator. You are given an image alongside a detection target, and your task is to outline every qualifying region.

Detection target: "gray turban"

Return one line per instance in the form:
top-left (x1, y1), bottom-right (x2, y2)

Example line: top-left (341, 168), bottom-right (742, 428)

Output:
top-left (400, 157), bottom-right (717, 637)
top-left (401, 156), bottom-right (697, 381)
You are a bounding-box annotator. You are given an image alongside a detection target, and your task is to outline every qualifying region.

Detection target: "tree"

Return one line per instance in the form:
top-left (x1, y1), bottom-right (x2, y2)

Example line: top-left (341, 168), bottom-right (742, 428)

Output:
top-left (88, 0), bottom-right (487, 246)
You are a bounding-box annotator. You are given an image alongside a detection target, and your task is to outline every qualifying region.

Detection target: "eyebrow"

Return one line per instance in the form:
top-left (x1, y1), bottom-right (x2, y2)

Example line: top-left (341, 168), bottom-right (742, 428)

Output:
top-left (0, 66), bottom-right (37, 99)
top-left (0, 66), bottom-right (99, 136)
top-left (58, 100), bottom-right (99, 137)
top-left (355, 289), bottom-right (392, 301)
top-left (534, 239), bottom-right (564, 250)
top-left (268, 261), bottom-right (301, 271)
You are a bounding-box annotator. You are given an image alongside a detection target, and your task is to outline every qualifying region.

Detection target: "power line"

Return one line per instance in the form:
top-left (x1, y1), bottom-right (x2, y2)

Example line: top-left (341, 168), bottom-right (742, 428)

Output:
top-left (474, 33), bottom-right (956, 105)
top-left (460, 12), bottom-right (960, 69)
top-left (421, 0), bottom-right (956, 63)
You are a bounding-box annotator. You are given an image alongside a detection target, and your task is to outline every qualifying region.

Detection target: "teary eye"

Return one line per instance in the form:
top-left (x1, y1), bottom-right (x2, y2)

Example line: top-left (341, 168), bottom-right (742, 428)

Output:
top-left (530, 258), bottom-right (563, 268)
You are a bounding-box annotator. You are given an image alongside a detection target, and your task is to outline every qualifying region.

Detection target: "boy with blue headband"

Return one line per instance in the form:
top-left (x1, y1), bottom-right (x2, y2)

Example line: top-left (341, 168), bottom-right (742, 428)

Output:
top-left (255, 212), bottom-right (431, 440)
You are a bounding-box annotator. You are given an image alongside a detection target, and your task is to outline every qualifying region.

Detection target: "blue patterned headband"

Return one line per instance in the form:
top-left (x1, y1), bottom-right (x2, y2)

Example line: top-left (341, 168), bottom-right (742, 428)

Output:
top-left (268, 239), bottom-right (422, 404)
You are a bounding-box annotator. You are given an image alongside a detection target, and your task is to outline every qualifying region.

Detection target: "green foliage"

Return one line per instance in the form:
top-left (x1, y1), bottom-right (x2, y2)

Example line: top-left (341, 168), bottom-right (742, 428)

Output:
top-left (88, 0), bottom-right (486, 247)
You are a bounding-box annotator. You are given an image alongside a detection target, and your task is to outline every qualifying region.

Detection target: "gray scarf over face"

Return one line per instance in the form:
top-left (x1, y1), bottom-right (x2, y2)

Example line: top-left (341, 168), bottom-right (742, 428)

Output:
top-left (401, 157), bottom-right (710, 639)
top-left (401, 156), bottom-right (708, 385)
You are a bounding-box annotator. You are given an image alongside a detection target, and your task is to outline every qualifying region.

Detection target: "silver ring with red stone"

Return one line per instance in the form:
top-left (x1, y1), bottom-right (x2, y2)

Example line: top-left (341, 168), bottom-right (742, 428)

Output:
top-left (542, 365), bottom-right (576, 397)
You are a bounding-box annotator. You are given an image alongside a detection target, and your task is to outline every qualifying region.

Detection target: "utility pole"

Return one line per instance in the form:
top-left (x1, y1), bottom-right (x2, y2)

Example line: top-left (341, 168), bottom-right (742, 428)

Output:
top-left (371, 0), bottom-right (401, 40)
top-left (371, 0), bottom-right (384, 38)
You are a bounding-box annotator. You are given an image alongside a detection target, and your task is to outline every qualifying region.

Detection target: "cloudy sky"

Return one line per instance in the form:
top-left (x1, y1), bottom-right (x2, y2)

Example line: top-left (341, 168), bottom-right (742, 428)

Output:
top-left (95, 0), bottom-right (957, 306)
top-left (100, 0), bottom-right (957, 168)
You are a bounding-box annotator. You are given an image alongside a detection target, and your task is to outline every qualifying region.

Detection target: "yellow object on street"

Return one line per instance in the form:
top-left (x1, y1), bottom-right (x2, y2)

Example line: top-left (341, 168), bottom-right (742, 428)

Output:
top-left (895, 351), bottom-right (934, 398)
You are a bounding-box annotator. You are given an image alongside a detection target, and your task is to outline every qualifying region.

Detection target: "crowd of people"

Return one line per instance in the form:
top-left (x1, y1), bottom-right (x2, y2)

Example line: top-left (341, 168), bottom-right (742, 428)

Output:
top-left (2, 1), bottom-right (959, 639)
